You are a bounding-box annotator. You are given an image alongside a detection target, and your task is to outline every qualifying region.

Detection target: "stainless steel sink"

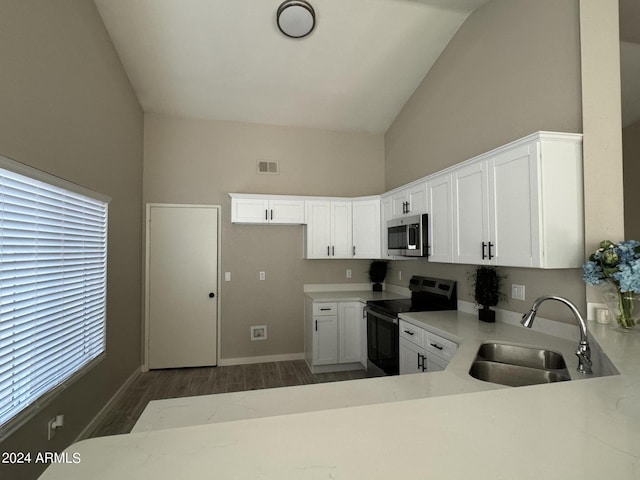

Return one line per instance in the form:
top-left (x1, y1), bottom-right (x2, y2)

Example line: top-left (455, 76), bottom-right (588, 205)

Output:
top-left (476, 343), bottom-right (567, 370)
top-left (469, 343), bottom-right (571, 387)
top-left (469, 360), bottom-right (571, 387)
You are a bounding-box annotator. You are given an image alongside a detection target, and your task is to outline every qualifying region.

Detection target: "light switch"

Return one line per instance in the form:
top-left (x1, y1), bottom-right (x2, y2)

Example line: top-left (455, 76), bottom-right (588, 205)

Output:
top-left (224, 272), bottom-right (231, 282)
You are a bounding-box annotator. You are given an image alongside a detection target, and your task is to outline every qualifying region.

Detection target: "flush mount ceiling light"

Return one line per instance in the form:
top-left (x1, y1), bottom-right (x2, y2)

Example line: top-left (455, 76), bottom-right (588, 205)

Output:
top-left (277, 0), bottom-right (316, 39)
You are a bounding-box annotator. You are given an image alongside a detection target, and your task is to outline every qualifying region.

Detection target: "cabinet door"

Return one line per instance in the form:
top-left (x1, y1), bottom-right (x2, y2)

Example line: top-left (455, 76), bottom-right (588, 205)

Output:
top-left (313, 315), bottom-right (338, 365)
top-left (399, 338), bottom-right (426, 375)
top-left (269, 199), bottom-right (305, 224)
top-left (231, 198), bottom-right (269, 223)
top-left (330, 201), bottom-right (353, 258)
top-left (338, 302), bottom-right (362, 364)
top-left (407, 183), bottom-right (427, 215)
top-left (391, 191), bottom-right (408, 217)
top-left (305, 201), bottom-right (332, 258)
top-left (352, 198), bottom-right (381, 259)
top-left (425, 354), bottom-right (447, 372)
top-left (488, 143), bottom-right (540, 267)
top-left (426, 173), bottom-right (454, 263)
top-left (453, 161), bottom-right (490, 265)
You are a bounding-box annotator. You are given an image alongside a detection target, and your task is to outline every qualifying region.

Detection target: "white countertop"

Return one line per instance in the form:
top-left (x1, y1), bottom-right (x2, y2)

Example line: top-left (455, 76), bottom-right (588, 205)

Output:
top-left (40, 310), bottom-right (640, 479)
top-left (304, 289), bottom-right (408, 303)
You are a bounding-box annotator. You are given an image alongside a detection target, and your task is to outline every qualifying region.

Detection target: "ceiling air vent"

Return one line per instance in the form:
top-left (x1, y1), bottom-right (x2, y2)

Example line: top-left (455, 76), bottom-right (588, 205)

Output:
top-left (257, 161), bottom-right (279, 175)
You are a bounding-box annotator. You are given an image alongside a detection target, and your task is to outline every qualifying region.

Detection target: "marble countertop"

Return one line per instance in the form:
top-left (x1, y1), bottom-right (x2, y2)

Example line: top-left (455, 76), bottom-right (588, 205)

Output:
top-left (39, 310), bottom-right (640, 479)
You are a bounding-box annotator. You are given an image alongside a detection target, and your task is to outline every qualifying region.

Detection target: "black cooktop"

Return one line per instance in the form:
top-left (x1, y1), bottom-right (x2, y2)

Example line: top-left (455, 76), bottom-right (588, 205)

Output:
top-left (367, 276), bottom-right (457, 316)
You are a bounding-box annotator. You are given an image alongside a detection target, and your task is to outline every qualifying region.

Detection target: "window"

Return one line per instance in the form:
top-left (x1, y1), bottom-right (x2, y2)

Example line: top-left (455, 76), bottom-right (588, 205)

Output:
top-left (0, 156), bottom-right (109, 436)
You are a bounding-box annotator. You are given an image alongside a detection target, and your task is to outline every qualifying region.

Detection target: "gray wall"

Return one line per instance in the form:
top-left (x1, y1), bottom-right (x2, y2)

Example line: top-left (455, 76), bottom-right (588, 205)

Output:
top-left (384, 0), bottom-right (587, 321)
top-left (143, 114), bottom-right (385, 360)
top-left (0, 2), bottom-right (143, 479)
top-left (623, 119), bottom-right (640, 240)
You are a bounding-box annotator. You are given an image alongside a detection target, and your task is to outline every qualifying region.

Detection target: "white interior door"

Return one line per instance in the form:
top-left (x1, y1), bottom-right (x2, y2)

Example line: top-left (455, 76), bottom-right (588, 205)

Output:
top-left (147, 205), bottom-right (219, 369)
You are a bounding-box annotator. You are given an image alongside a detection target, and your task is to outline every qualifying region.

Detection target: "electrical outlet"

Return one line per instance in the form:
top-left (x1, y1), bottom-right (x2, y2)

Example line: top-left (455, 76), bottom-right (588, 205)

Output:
top-left (346, 269), bottom-right (352, 279)
top-left (259, 271), bottom-right (265, 281)
top-left (511, 284), bottom-right (526, 301)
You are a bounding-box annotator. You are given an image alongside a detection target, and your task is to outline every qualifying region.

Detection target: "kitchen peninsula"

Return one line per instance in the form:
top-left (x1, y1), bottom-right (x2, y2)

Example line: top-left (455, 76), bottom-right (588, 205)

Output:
top-left (39, 309), bottom-right (640, 480)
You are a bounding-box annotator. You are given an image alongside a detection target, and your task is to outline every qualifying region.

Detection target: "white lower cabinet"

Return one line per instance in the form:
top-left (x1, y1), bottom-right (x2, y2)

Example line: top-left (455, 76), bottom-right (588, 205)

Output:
top-left (305, 300), bottom-right (365, 373)
top-left (399, 320), bottom-right (458, 375)
top-left (338, 302), bottom-right (363, 364)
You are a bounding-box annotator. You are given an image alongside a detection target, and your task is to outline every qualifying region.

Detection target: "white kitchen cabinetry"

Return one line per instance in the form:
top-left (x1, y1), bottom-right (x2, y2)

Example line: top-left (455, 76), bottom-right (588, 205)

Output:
top-left (426, 172), bottom-right (454, 263)
top-left (230, 194), bottom-right (305, 224)
top-left (452, 132), bottom-right (583, 268)
top-left (399, 321), bottom-right (426, 375)
top-left (391, 182), bottom-right (427, 218)
top-left (351, 198), bottom-right (381, 259)
top-left (305, 299), bottom-right (365, 373)
top-left (312, 303), bottom-right (339, 366)
top-left (399, 320), bottom-right (458, 375)
top-left (337, 302), bottom-right (363, 364)
top-left (305, 200), bottom-right (353, 259)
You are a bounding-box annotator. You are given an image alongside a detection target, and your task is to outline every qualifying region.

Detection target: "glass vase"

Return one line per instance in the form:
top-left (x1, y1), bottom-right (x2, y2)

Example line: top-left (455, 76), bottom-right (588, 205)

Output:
top-left (602, 287), bottom-right (640, 330)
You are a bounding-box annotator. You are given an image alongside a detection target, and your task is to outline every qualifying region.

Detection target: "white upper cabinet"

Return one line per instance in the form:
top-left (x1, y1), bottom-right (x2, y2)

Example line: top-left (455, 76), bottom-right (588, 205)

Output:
top-left (451, 132), bottom-right (583, 268)
top-left (230, 194), bottom-right (305, 224)
top-left (390, 182), bottom-right (427, 218)
top-left (426, 172), bottom-right (454, 263)
top-left (352, 197), bottom-right (381, 259)
top-left (306, 200), bottom-right (353, 259)
top-left (453, 160), bottom-right (491, 264)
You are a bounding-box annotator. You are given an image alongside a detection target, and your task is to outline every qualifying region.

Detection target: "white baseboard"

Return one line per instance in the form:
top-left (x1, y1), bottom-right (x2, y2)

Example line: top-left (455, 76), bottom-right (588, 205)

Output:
top-left (218, 352), bottom-right (304, 366)
top-left (75, 366), bottom-right (142, 442)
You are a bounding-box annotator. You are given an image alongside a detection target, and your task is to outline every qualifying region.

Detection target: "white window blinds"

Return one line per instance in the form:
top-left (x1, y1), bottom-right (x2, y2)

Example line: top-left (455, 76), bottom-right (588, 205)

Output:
top-left (0, 162), bottom-right (108, 434)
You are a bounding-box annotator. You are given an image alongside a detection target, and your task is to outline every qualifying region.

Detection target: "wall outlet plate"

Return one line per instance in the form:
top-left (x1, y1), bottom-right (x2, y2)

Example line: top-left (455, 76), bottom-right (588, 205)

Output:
top-left (251, 325), bottom-right (267, 341)
top-left (511, 284), bottom-right (526, 301)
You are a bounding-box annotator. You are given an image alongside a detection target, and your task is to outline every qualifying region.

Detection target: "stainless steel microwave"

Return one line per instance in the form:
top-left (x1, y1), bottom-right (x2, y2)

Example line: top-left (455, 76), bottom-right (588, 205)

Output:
top-left (387, 214), bottom-right (429, 257)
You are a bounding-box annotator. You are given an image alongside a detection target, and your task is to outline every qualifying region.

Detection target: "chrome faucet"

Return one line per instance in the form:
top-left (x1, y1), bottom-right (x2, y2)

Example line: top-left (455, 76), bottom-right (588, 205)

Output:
top-left (521, 296), bottom-right (593, 375)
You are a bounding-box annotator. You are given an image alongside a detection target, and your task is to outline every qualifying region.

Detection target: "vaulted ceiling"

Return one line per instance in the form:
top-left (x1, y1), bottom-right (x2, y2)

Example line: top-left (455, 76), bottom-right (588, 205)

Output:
top-left (94, 0), bottom-right (639, 132)
top-left (93, 0), bottom-right (489, 133)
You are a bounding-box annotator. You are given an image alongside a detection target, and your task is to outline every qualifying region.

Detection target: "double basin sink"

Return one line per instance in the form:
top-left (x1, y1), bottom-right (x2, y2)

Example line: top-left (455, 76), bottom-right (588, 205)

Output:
top-left (469, 343), bottom-right (571, 387)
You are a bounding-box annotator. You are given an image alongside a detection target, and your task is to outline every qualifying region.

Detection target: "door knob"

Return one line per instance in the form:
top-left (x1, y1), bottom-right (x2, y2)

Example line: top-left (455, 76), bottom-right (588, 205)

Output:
top-left (209, 292), bottom-right (215, 298)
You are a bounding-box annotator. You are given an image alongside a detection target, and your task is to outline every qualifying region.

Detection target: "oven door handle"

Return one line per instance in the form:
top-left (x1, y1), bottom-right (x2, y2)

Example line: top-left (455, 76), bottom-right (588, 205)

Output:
top-left (365, 307), bottom-right (398, 325)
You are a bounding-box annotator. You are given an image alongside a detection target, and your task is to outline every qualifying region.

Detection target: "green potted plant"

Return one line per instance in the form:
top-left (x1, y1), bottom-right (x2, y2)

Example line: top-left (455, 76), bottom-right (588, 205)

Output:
top-left (471, 266), bottom-right (503, 323)
top-left (368, 260), bottom-right (388, 292)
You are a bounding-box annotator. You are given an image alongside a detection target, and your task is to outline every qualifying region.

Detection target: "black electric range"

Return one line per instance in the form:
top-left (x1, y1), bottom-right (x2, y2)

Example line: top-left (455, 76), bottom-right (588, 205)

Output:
top-left (365, 276), bottom-right (457, 375)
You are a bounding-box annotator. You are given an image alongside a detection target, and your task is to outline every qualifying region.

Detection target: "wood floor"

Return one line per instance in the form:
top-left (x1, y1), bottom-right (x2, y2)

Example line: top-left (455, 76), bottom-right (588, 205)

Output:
top-left (90, 360), bottom-right (375, 438)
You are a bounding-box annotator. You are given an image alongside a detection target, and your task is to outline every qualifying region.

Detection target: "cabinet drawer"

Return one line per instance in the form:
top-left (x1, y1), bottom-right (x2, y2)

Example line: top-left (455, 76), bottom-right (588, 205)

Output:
top-left (425, 332), bottom-right (457, 362)
top-left (313, 303), bottom-right (338, 316)
top-left (399, 321), bottom-right (423, 347)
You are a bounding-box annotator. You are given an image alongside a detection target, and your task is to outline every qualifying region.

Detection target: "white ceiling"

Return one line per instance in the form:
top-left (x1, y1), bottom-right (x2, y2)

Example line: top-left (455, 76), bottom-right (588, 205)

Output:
top-left (93, 0), bottom-right (489, 133)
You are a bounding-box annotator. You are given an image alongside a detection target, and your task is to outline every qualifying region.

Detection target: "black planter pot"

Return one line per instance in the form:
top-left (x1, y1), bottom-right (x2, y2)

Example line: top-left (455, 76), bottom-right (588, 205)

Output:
top-left (372, 282), bottom-right (383, 292)
top-left (478, 306), bottom-right (495, 323)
